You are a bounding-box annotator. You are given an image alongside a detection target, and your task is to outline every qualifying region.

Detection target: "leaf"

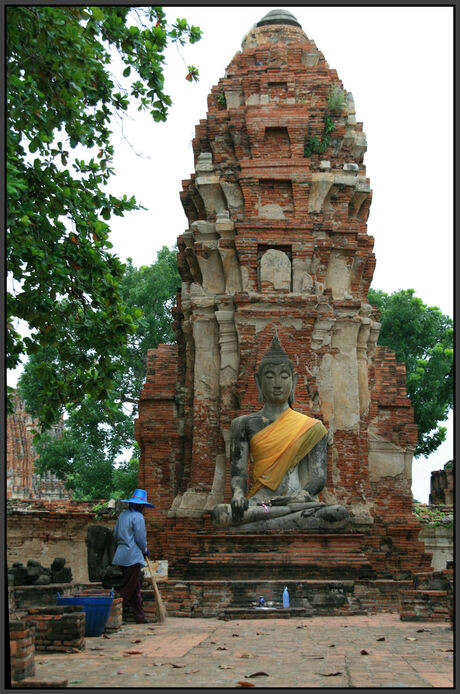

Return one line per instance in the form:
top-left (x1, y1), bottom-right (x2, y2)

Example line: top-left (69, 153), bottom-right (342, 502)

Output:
top-left (236, 682), bottom-right (255, 688)
top-left (319, 672), bottom-right (343, 677)
top-left (376, 637), bottom-right (385, 641)
top-left (131, 639), bottom-right (142, 643)
top-left (124, 649), bottom-right (143, 655)
top-left (216, 646), bottom-right (227, 651)
top-left (416, 628), bottom-right (431, 633)
top-left (246, 672), bottom-right (269, 678)
top-left (239, 652), bottom-right (255, 659)
top-left (90, 6), bottom-right (105, 20)
top-left (360, 649), bottom-right (369, 655)
top-left (169, 663), bottom-right (185, 668)
top-left (219, 665), bottom-right (233, 669)
top-left (123, 66), bottom-right (131, 77)
top-left (405, 637), bottom-right (417, 642)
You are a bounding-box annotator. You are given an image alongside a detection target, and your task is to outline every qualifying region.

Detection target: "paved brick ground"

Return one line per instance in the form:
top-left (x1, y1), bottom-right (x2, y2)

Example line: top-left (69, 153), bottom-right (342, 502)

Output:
top-left (28, 614), bottom-right (453, 688)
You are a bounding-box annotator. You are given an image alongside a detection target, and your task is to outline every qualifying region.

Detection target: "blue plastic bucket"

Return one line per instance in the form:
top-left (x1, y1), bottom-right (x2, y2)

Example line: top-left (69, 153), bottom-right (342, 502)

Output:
top-left (56, 592), bottom-right (113, 637)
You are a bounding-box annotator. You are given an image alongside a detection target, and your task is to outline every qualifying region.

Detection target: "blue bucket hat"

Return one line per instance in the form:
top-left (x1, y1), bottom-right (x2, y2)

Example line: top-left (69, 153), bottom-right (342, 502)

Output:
top-left (121, 488), bottom-right (155, 508)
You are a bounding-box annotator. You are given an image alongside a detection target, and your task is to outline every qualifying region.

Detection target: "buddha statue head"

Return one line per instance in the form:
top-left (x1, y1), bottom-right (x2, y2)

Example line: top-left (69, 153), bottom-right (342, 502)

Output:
top-left (255, 333), bottom-right (298, 406)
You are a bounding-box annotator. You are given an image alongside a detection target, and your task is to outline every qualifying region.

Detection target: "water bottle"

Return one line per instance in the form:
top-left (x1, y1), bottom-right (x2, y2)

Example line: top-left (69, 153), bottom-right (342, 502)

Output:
top-left (283, 586), bottom-right (289, 608)
top-left (259, 596), bottom-right (265, 607)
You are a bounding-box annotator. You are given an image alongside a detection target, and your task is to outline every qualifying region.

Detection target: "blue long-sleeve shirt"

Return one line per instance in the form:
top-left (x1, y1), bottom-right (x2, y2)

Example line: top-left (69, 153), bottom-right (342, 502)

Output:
top-left (112, 508), bottom-right (147, 567)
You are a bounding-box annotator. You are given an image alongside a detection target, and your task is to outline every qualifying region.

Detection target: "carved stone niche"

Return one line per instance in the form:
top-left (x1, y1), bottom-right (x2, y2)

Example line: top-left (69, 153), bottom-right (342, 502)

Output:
top-left (258, 246), bottom-right (292, 292)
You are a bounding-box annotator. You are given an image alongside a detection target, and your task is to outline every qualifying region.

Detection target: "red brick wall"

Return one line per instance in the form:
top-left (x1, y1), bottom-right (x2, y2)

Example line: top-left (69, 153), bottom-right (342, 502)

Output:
top-left (9, 619), bottom-right (35, 682)
top-left (22, 606), bottom-right (85, 652)
top-left (134, 345), bottom-right (183, 525)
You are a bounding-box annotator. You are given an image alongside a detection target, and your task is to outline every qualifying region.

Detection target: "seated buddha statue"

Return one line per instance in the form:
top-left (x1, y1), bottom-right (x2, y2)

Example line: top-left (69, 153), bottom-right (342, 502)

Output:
top-left (211, 334), bottom-right (349, 531)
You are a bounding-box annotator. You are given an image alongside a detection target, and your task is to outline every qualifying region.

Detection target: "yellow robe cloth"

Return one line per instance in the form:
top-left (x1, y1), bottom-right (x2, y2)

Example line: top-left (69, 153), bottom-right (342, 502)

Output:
top-left (248, 408), bottom-right (327, 498)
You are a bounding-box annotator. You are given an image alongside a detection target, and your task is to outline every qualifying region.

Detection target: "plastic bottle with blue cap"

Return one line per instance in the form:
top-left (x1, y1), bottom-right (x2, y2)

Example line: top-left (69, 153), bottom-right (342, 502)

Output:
top-left (283, 586), bottom-right (289, 608)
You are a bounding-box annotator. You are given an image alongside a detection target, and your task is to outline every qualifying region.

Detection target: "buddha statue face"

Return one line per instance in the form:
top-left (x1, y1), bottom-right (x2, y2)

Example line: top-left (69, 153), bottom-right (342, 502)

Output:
top-left (254, 334), bottom-right (298, 405)
top-left (257, 362), bottom-right (294, 405)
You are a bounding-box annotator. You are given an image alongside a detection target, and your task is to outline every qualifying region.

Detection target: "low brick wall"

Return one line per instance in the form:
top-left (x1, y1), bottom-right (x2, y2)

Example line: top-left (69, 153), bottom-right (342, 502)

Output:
top-left (155, 579), bottom-right (412, 618)
top-left (9, 583), bottom-right (74, 612)
top-left (400, 568), bottom-right (454, 624)
top-left (400, 590), bottom-right (452, 622)
top-left (9, 619), bottom-right (35, 682)
top-left (23, 606), bottom-right (85, 652)
top-left (7, 499), bottom-right (117, 583)
top-left (104, 596), bottom-right (123, 632)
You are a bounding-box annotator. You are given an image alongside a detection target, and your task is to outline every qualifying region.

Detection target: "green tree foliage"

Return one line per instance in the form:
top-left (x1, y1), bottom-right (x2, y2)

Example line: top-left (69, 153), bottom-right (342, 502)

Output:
top-left (7, 6), bottom-right (201, 425)
top-left (18, 247), bottom-right (181, 499)
top-left (368, 288), bottom-right (453, 458)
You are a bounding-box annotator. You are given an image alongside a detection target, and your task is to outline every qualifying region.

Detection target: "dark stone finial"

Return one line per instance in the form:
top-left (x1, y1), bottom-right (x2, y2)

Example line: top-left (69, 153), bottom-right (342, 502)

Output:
top-left (256, 9), bottom-right (302, 29)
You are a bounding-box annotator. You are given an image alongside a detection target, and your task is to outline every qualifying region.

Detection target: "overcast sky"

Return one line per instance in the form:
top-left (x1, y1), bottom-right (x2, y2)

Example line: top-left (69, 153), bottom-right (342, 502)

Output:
top-left (9, 6), bottom-right (453, 503)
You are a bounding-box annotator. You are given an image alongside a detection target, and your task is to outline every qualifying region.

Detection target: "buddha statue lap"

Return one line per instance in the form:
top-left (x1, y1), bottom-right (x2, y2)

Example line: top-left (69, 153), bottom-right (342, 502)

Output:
top-left (211, 335), bottom-right (349, 531)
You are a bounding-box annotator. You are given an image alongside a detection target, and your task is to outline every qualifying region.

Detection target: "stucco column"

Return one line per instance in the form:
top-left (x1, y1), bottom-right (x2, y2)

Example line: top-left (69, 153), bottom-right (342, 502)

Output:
top-left (188, 304), bottom-right (222, 491)
top-left (357, 317), bottom-right (371, 416)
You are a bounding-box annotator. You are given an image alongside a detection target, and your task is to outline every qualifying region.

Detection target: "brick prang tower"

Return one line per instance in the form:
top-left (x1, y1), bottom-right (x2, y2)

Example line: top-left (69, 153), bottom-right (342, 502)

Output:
top-left (135, 10), bottom-right (432, 590)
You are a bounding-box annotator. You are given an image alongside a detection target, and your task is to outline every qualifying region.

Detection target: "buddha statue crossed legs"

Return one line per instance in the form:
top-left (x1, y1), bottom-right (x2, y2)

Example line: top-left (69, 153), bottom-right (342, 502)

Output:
top-left (211, 335), bottom-right (349, 531)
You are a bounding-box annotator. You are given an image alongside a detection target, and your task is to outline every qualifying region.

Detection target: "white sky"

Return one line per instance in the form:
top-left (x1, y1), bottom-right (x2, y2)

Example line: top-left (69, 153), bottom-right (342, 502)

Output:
top-left (8, 6), bottom-right (454, 503)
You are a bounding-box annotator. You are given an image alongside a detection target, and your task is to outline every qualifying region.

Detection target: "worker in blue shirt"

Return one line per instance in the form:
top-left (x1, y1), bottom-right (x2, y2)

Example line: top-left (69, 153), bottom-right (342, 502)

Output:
top-left (113, 488), bottom-right (154, 624)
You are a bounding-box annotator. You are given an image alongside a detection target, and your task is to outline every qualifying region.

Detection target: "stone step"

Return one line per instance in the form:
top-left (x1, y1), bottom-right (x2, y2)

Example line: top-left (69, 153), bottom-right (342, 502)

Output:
top-left (218, 607), bottom-right (312, 619)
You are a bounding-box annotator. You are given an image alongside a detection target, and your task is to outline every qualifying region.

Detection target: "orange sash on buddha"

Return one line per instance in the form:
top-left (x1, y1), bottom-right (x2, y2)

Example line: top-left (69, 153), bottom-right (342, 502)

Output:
top-left (248, 408), bottom-right (327, 497)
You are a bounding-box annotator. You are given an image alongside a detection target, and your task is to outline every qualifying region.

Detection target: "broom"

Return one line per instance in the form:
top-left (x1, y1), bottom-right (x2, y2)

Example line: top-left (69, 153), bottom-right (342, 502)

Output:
top-left (144, 556), bottom-right (167, 623)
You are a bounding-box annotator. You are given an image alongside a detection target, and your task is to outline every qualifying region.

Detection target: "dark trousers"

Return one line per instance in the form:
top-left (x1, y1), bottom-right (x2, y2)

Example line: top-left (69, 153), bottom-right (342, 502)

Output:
top-left (119, 563), bottom-right (145, 623)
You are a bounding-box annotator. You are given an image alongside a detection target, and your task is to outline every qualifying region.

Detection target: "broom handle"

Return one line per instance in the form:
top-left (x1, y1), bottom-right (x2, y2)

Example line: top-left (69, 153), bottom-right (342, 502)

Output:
top-left (144, 556), bottom-right (166, 622)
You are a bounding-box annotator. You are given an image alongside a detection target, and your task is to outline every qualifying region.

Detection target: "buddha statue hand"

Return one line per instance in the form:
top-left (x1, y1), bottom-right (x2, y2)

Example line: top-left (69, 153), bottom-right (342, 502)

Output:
top-left (270, 489), bottom-right (313, 506)
top-left (231, 494), bottom-right (249, 522)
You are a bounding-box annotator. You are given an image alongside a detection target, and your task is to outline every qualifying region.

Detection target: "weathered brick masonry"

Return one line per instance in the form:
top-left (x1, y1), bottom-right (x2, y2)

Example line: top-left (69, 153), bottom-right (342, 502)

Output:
top-left (134, 10), bottom-right (436, 612)
top-left (7, 391), bottom-right (69, 500)
top-left (7, 500), bottom-right (117, 583)
top-left (9, 619), bottom-right (36, 682)
top-left (429, 467), bottom-right (453, 505)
